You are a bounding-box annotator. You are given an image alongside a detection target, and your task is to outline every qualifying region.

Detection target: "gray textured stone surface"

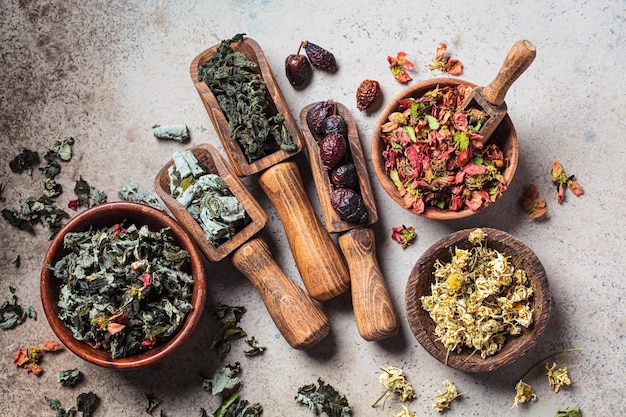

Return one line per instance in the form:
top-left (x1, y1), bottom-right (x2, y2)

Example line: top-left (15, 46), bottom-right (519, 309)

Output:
top-left (1, 0), bottom-right (624, 415)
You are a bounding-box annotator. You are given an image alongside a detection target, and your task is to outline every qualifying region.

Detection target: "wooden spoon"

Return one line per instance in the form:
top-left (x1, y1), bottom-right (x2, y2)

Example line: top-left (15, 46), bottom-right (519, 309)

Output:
top-left (190, 36), bottom-right (350, 302)
top-left (154, 144), bottom-right (329, 350)
top-left (300, 101), bottom-right (399, 341)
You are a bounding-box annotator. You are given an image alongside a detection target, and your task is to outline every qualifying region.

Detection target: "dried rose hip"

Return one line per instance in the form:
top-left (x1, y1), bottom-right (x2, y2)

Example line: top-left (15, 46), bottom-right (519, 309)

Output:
top-left (331, 188), bottom-right (367, 223)
top-left (303, 41), bottom-right (338, 72)
top-left (306, 100), bottom-right (335, 136)
top-left (321, 114), bottom-right (348, 137)
top-left (331, 163), bottom-right (358, 189)
top-left (356, 79), bottom-right (381, 111)
top-left (319, 132), bottom-right (346, 168)
top-left (285, 41), bottom-right (312, 88)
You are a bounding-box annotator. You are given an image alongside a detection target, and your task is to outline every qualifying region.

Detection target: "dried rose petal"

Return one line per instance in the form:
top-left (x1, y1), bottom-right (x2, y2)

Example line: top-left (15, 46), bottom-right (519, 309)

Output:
top-left (391, 225), bottom-right (416, 249)
top-left (520, 184), bottom-right (548, 219)
top-left (387, 53), bottom-right (413, 83)
top-left (551, 160), bottom-right (583, 203)
top-left (42, 340), bottom-right (63, 352)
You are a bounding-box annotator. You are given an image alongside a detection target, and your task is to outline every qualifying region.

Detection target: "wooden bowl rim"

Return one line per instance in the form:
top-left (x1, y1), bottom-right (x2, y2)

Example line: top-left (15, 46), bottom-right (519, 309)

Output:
top-left (299, 101), bottom-right (378, 233)
top-left (40, 201), bottom-right (207, 369)
top-left (371, 78), bottom-right (519, 220)
top-left (405, 227), bottom-right (551, 372)
top-left (153, 143), bottom-right (268, 262)
top-left (190, 36), bottom-right (303, 177)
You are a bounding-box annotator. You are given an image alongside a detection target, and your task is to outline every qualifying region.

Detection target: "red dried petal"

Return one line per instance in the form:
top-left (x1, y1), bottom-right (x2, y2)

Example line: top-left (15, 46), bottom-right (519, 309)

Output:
top-left (446, 59), bottom-right (463, 75)
top-left (107, 323), bottom-right (126, 335)
top-left (42, 340), bottom-right (63, 352)
top-left (14, 348), bottom-right (29, 366)
top-left (435, 43), bottom-right (447, 61)
top-left (568, 180), bottom-right (584, 196)
top-left (24, 363), bottom-right (43, 375)
top-left (140, 272), bottom-right (152, 288)
top-left (396, 52), bottom-right (414, 70)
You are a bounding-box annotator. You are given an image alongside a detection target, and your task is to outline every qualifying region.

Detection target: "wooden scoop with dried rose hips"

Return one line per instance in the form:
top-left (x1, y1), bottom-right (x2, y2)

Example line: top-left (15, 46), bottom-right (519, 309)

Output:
top-left (300, 100), bottom-right (399, 341)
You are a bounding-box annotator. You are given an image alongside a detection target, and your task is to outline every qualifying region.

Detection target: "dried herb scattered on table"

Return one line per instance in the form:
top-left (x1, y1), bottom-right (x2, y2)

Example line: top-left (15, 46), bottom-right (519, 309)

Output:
top-left (551, 160), bottom-right (583, 204)
top-left (296, 378), bottom-right (351, 417)
top-left (210, 391), bottom-right (263, 417)
top-left (520, 183), bottom-right (548, 218)
top-left (9, 148), bottom-right (40, 175)
top-left (14, 340), bottom-right (63, 375)
top-left (1, 286), bottom-right (36, 330)
top-left (118, 179), bottom-right (164, 210)
top-left (421, 228), bottom-right (534, 358)
top-left (146, 392), bottom-right (162, 415)
top-left (72, 176), bottom-right (107, 209)
top-left (152, 124), bottom-right (190, 142)
top-left (57, 368), bottom-right (81, 386)
top-left (2, 195), bottom-right (69, 237)
top-left (555, 406), bottom-right (582, 417)
top-left (202, 362), bottom-right (242, 396)
top-left (428, 43), bottom-right (463, 75)
top-left (169, 150), bottom-right (250, 246)
top-left (387, 52), bottom-right (414, 83)
top-left (197, 33), bottom-right (296, 163)
top-left (46, 392), bottom-right (98, 417)
top-left (49, 223), bottom-right (195, 358)
top-left (428, 380), bottom-right (464, 412)
top-left (391, 225), bottom-right (416, 249)
top-left (372, 366), bottom-right (415, 408)
top-left (211, 304), bottom-right (248, 360)
top-left (381, 85), bottom-right (508, 213)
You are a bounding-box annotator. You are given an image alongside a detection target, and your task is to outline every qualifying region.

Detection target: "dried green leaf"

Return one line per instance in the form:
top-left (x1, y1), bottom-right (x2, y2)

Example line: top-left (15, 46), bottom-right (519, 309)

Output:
top-left (57, 368), bottom-right (81, 386)
top-left (152, 124), bottom-right (190, 142)
top-left (1, 286), bottom-right (36, 330)
top-left (11, 254), bottom-right (20, 268)
top-left (76, 392), bottom-right (98, 417)
top-left (202, 362), bottom-right (242, 395)
top-left (9, 148), bottom-right (40, 175)
top-left (47, 137), bottom-right (75, 162)
top-left (244, 337), bottom-right (266, 356)
top-left (146, 392), bottom-right (162, 415)
top-left (296, 378), bottom-right (351, 417)
top-left (118, 180), bottom-right (164, 210)
top-left (555, 406), bottom-right (582, 417)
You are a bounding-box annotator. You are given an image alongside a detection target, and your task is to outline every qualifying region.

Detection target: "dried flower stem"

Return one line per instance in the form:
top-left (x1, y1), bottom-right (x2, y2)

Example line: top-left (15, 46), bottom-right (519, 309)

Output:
top-left (520, 348), bottom-right (584, 380)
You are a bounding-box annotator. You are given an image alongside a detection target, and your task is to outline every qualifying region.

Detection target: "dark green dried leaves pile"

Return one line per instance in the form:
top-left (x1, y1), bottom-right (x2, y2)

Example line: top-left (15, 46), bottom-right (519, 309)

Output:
top-left (197, 33), bottom-right (296, 163)
top-left (49, 223), bottom-right (194, 358)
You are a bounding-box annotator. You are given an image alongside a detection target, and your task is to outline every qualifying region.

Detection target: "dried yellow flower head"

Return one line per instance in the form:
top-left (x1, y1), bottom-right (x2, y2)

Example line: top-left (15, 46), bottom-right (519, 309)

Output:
top-left (372, 366), bottom-right (416, 408)
top-left (468, 228), bottom-right (486, 244)
top-left (546, 362), bottom-right (571, 393)
top-left (512, 380), bottom-right (537, 407)
top-left (432, 380), bottom-right (462, 412)
top-left (391, 405), bottom-right (415, 417)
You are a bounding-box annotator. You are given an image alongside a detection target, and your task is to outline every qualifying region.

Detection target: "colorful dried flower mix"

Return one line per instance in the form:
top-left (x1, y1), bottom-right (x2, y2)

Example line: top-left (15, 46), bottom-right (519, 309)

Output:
top-left (381, 85), bottom-right (508, 213)
top-left (551, 160), bottom-right (584, 204)
top-left (421, 228), bottom-right (534, 359)
top-left (48, 223), bottom-right (195, 358)
top-left (14, 340), bottom-right (63, 375)
top-left (387, 52), bottom-right (414, 83)
top-left (391, 225), bottom-right (416, 249)
top-left (428, 43), bottom-right (463, 75)
top-left (520, 183), bottom-right (548, 218)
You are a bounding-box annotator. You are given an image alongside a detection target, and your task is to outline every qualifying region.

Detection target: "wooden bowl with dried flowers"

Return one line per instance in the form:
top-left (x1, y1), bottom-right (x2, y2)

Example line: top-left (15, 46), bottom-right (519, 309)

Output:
top-left (40, 201), bottom-right (207, 369)
top-left (405, 228), bottom-right (551, 373)
top-left (371, 78), bottom-right (519, 220)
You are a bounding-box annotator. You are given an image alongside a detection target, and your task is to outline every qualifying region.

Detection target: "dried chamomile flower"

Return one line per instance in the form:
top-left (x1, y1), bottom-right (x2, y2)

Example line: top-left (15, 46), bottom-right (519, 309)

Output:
top-left (430, 380), bottom-right (463, 412)
top-left (421, 229), bottom-right (534, 359)
top-left (391, 405), bottom-right (415, 417)
top-left (546, 362), bottom-right (571, 393)
top-left (512, 380), bottom-right (536, 407)
top-left (372, 366), bottom-right (416, 408)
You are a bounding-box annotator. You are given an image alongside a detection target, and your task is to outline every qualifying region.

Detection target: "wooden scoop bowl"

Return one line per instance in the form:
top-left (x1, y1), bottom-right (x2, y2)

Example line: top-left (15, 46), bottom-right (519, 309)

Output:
top-left (154, 144), bottom-right (329, 350)
top-left (300, 101), bottom-right (399, 341)
top-left (458, 39), bottom-right (536, 143)
top-left (190, 36), bottom-right (350, 302)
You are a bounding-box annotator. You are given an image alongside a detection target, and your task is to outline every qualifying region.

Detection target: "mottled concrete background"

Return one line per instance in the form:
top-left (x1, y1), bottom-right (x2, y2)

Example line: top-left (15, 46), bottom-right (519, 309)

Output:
top-left (1, 0), bottom-right (624, 415)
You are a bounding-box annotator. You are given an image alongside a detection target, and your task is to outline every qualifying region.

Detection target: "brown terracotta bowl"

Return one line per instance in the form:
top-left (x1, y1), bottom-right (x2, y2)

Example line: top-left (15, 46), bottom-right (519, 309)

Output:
top-left (40, 201), bottom-right (206, 369)
top-left (371, 78), bottom-right (519, 220)
top-left (405, 228), bottom-right (550, 373)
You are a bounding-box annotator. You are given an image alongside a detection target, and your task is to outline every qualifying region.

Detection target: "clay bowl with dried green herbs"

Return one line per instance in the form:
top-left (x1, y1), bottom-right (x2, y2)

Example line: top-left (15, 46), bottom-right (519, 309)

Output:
top-left (405, 228), bottom-right (550, 373)
top-left (371, 78), bottom-right (519, 220)
top-left (40, 201), bottom-right (207, 369)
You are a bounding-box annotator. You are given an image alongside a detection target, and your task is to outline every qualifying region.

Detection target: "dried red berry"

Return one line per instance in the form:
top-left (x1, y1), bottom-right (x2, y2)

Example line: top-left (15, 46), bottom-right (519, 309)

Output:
top-left (306, 100), bottom-right (335, 136)
top-left (303, 41), bottom-right (338, 72)
top-left (356, 79), bottom-right (381, 110)
top-left (285, 41), bottom-right (312, 88)
top-left (331, 163), bottom-right (358, 189)
top-left (330, 188), bottom-right (368, 223)
top-left (319, 132), bottom-right (346, 168)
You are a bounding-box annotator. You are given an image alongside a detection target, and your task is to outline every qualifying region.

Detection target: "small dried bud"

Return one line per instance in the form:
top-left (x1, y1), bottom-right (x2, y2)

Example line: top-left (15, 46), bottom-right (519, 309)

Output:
top-left (356, 79), bottom-right (381, 110)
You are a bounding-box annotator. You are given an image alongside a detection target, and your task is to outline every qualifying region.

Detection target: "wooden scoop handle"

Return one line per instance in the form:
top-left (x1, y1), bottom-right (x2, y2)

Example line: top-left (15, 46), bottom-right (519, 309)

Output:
top-left (481, 39), bottom-right (536, 106)
top-left (257, 161), bottom-right (350, 302)
top-left (338, 228), bottom-right (399, 341)
top-left (230, 236), bottom-right (330, 350)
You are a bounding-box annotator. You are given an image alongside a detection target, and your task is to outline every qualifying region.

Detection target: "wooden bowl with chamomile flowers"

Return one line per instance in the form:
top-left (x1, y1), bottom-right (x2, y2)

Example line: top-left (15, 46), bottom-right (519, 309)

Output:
top-left (40, 201), bottom-right (207, 369)
top-left (405, 228), bottom-right (550, 373)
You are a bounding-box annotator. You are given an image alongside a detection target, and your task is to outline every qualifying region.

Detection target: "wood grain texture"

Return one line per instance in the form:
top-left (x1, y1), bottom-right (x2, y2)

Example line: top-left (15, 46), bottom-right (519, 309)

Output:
top-left (189, 36), bottom-right (303, 177)
top-left (404, 228), bottom-right (551, 373)
top-left (257, 161), bottom-right (350, 302)
top-left (230, 237), bottom-right (330, 349)
top-left (154, 144), bottom-right (267, 263)
top-left (371, 78), bottom-right (519, 220)
top-left (459, 40), bottom-right (536, 142)
top-left (338, 228), bottom-right (399, 341)
top-left (300, 100), bottom-right (399, 340)
top-left (299, 101), bottom-right (377, 233)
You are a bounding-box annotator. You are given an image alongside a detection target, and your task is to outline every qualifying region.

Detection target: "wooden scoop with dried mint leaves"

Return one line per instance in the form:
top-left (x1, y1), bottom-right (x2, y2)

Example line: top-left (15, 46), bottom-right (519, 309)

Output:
top-left (458, 39), bottom-right (536, 142)
top-left (190, 34), bottom-right (350, 303)
top-left (300, 101), bottom-right (400, 341)
top-left (155, 144), bottom-right (329, 350)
